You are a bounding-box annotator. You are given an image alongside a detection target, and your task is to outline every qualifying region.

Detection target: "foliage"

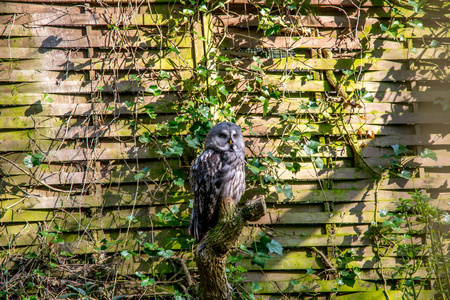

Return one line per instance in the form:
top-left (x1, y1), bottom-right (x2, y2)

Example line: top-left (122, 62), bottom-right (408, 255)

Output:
top-left (369, 190), bottom-right (450, 299)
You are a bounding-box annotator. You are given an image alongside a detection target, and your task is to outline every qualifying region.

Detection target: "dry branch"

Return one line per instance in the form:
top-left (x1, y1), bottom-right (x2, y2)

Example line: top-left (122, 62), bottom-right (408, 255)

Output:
top-left (195, 196), bottom-right (266, 300)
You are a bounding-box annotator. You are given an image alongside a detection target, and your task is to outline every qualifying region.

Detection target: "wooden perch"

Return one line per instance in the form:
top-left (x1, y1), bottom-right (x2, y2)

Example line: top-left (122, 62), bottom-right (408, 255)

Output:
top-left (195, 196), bottom-right (266, 300)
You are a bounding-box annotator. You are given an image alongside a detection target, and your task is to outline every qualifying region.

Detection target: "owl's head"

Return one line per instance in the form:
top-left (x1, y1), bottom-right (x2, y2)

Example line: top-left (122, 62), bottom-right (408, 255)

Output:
top-left (204, 122), bottom-right (245, 153)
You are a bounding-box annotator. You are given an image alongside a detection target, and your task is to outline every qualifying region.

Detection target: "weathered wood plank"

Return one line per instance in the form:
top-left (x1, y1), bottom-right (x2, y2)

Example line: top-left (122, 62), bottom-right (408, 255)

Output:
top-left (335, 291), bottom-right (438, 300)
top-left (0, 13), bottom-right (172, 28)
top-left (240, 57), bottom-right (409, 72)
top-left (0, 113), bottom-right (419, 139)
top-left (216, 14), bottom-right (380, 28)
top-left (360, 70), bottom-right (449, 81)
top-left (0, 51), bottom-right (193, 71)
top-left (364, 134), bottom-right (450, 146)
top-left (0, 164), bottom-right (377, 187)
top-left (368, 47), bottom-right (450, 60)
top-left (5, 110), bottom-right (444, 130)
top-left (0, 47), bottom-right (87, 59)
top-left (0, 2), bottom-right (84, 14)
top-left (0, 70), bottom-right (86, 82)
top-left (0, 35), bottom-right (191, 49)
top-left (0, 0), bottom-right (392, 7)
top-left (0, 124), bottom-right (415, 152)
top-left (0, 90), bottom-right (445, 106)
top-left (334, 177), bottom-right (450, 190)
top-left (0, 101), bottom-right (410, 118)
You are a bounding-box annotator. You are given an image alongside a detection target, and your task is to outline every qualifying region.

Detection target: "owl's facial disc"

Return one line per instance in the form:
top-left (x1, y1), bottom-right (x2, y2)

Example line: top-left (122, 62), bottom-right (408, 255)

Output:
top-left (205, 122), bottom-right (245, 153)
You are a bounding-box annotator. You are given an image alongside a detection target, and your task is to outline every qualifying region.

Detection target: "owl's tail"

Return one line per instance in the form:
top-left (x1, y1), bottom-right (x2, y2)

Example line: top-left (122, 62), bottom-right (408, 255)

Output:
top-left (189, 211), bottom-right (202, 242)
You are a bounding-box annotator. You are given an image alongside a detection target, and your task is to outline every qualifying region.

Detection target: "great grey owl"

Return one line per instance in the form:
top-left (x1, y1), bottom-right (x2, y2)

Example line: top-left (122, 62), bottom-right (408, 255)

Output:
top-left (189, 122), bottom-right (246, 242)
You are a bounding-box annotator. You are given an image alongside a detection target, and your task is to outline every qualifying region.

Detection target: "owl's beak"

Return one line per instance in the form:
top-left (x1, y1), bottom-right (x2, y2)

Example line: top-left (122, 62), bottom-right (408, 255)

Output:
top-left (229, 139), bottom-right (233, 144)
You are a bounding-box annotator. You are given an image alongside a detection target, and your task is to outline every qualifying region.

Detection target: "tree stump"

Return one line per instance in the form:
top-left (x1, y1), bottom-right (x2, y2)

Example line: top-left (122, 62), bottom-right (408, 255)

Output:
top-left (194, 196), bottom-right (266, 300)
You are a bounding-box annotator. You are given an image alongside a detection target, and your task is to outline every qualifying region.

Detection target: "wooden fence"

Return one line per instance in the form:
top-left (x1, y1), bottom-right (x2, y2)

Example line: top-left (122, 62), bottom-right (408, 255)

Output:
top-left (0, 0), bottom-right (449, 299)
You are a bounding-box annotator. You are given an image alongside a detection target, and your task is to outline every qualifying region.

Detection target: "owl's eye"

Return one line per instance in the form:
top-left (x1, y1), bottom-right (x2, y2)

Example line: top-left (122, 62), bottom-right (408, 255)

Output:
top-left (219, 133), bottom-right (227, 139)
top-left (232, 134), bottom-right (237, 139)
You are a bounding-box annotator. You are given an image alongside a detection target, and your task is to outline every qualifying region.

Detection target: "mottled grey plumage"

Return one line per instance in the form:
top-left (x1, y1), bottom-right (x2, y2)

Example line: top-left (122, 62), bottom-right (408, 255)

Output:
top-left (189, 122), bottom-right (246, 242)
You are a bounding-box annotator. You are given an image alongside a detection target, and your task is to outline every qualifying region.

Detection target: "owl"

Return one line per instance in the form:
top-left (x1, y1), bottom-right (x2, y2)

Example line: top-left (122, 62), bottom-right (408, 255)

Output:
top-left (189, 122), bottom-right (246, 242)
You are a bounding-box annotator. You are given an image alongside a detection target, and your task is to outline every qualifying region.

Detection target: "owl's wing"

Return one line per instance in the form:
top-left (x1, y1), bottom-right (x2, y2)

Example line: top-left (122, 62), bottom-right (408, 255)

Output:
top-left (189, 149), bottom-right (223, 242)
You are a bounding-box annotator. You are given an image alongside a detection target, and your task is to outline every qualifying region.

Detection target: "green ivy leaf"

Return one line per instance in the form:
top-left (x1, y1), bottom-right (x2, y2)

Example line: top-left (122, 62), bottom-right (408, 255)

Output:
top-left (124, 100), bottom-right (134, 108)
top-left (361, 91), bottom-right (374, 103)
top-left (59, 293), bottom-right (80, 299)
top-left (129, 74), bottom-right (141, 82)
top-left (251, 65), bottom-right (264, 72)
top-left (258, 96), bottom-right (269, 116)
top-left (120, 250), bottom-right (133, 259)
top-left (433, 97), bottom-right (450, 110)
top-left (306, 268), bottom-right (316, 275)
top-left (141, 277), bottom-right (155, 287)
top-left (197, 66), bottom-right (208, 77)
top-left (181, 8), bottom-right (194, 16)
top-left (314, 157), bottom-right (325, 170)
top-left (408, 19), bottom-right (423, 28)
top-left (267, 152), bottom-right (282, 163)
top-left (266, 239), bottom-right (283, 256)
top-left (264, 25), bottom-right (280, 37)
top-left (342, 69), bottom-right (356, 76)
top-left (408, 0), bottom-right (425, 13)
top-left (285, 162), bottom-right (300, 173)
top-left (251, 254), bottom-right (266, 268)
top-left (147, 85), bottom-right (161, 96)
top-left (218, 85), bottom-right (229, 96)
top-left (391, 144), bottom-right (408, 156)
top-left (43, 93), bottom-right (54, 103)
top-left (251, 282), bottom-right (262, 292)
top-left (134, 167), bottom-right (150, 180)
top-left (159, 70), bottom-right (171, 79)
top-left (174, 178), bottom-right (185, 187)
top-left (442, 213), bottom-right (450, 224)
top-left (139, 132), bottom-right (151, 144)
top-left (126, 215), bottom-right (138, 223)
top-left (430, 39), bottom-right (441, 48)
top-left (303, 140), bottom-right (320, 155)
top-left (185, 135), bottom-right (200, 148)
top-left (282, 184), bottom-right (293, 199)
top-left (158, 249), bottom-right (174, 258)
top-left (143, 243), bottom-right (157, 250)
top-left (420, 148), bottom-right (437, 162)
top-left (205, 96), bottom-right (219, 105)
top-left (398, 170), bottom-right (411, 179)
top-left (168, 46), bottom-right (180, 55)
top-left (379, 208), bottom-right (388, 217)
top-left (144, 105), bottom-right (157, 119)
top-left (261, 86), bottom-right (270, 97)
top-left (23, 153), bottom-right (44, 168)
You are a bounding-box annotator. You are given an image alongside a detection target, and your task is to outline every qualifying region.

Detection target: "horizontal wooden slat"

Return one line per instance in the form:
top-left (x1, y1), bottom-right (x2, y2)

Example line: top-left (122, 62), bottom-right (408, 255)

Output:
top-left (0, 79), bottom-right (425, 94)
top-left (216, 15), bottom-right (380, 28)
top-left (4, 112), bottom-right (446, 131)
top-left (0, 52), bottom-right (193, 71)
top-left (0, 35), bottom-right (191, 48)
top-left (335, 291), bottom-right (439, 300)
top-left (0, 101), bottom-right (411, 118)
top-left (0, 13), bottom-right (172, 28)
top-left (0, 0), bottom-right (392, 7)
top-left (0, 90), bottom-right (446, 106)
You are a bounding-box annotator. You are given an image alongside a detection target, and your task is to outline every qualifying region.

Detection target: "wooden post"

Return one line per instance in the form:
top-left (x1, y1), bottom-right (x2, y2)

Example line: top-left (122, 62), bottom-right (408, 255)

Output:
top-left (195, 196), bottom-right (266, 300)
